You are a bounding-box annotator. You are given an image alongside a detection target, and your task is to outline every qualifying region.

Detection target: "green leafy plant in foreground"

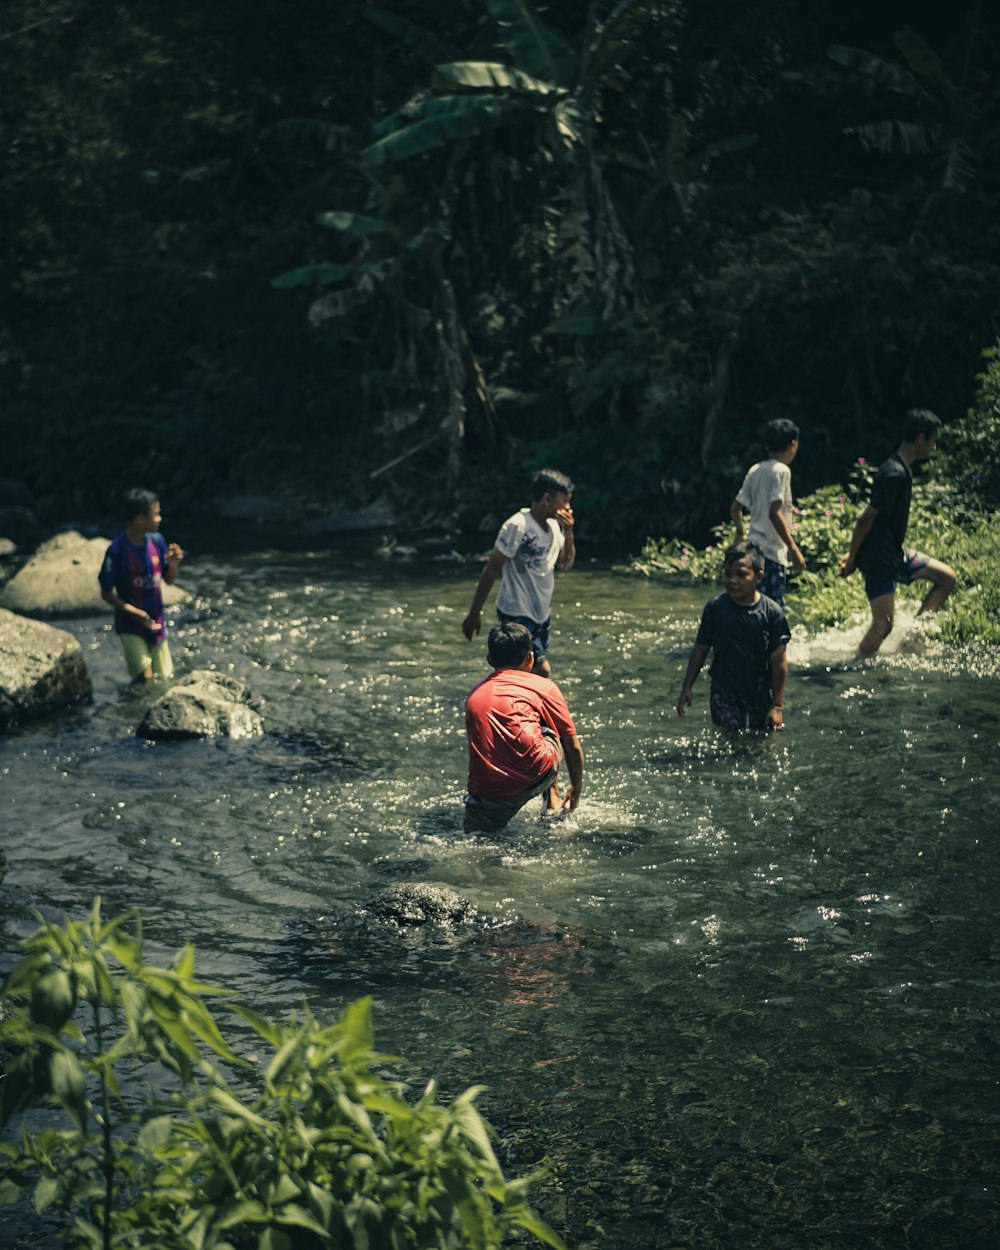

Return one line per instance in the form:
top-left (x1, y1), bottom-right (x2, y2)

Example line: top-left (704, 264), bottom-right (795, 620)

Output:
top-left (0, 902), bottom-right (565, 1250)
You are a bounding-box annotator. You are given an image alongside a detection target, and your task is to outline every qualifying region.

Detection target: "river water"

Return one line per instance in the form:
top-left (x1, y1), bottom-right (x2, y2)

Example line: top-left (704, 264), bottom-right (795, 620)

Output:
top-left (2, 535), bottom-right (999, 1249)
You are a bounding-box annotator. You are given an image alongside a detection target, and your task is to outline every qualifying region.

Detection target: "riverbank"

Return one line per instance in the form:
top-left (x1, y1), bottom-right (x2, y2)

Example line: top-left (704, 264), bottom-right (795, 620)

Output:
top-left (625, 347), bottom-right (1000, 646)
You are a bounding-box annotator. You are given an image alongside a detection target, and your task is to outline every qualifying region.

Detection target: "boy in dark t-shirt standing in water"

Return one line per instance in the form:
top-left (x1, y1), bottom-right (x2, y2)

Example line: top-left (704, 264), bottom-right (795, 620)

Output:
top-left (838, 410), bottom-right (956, 658)
top-left (677, 541), bottom-right (791, 731)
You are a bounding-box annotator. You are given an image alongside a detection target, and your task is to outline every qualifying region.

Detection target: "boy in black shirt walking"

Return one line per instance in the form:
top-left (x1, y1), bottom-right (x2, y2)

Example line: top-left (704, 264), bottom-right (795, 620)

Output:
top-left (677, 541), bottom-right (791, 731)
top-left (838, 410), bottom-right (956, 658)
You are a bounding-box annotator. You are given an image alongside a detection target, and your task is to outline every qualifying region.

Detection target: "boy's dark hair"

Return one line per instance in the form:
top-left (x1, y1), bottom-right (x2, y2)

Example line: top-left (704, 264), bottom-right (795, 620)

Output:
top-left (531, 468), bottom-right (573, 500)
top-left (763, 418), bottom-right (799, 452)
top-left (724, 540), bottom-right (765, 573)
top-left (902, 408), bottom-right (941, 442)
top-left (487, 621), bottom-right (533, 668)
top-left (123, 487), bottom-right (159, 521)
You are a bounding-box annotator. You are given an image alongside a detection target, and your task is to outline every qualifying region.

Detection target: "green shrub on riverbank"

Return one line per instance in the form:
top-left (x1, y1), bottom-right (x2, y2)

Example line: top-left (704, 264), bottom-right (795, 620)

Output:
top-left (627, 347), bottom-right (1000, 645)
top-left (0, 903), bottom-right (564, 1250)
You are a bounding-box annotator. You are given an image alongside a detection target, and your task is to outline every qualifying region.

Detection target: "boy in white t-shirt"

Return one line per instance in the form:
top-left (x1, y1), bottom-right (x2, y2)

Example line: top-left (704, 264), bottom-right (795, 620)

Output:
top-left (730, 419), bottom-right (806, 607)
top-left (461, 469), bottom-right (575, 676)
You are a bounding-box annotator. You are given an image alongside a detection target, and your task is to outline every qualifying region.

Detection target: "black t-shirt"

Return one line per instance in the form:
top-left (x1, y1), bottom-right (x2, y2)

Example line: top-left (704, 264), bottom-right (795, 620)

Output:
top-left (695, 592), bottom-right (791, 713)
top-left (857, 452), bottom-right (912, 575)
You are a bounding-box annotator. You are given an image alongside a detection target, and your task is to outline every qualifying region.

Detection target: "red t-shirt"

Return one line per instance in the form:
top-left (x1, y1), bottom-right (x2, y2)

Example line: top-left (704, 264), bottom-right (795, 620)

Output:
top-left (465, 668), bottom-right (577, 800)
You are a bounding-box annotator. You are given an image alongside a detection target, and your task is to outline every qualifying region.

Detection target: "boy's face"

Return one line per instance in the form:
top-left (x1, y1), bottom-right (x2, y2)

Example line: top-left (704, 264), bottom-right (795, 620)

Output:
top-left (787, 438), bottom-right (799, 463)
top-left (723, 555), bottom-right (762, 604)
top-left (542, 490), bottom-right (571, 519)
top-left (914, 432), bottom-right (938, 461)
top-left (140, 502), bottom-right (162, 532)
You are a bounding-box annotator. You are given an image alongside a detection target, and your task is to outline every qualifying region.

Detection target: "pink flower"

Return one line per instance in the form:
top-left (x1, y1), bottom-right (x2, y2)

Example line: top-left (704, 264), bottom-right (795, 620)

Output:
top-left (857, 456), bottom-right (867, 464)
top-left (838, 495), bottom-right (845, 502)
top-left (825, 509), bottom-right (832, 515)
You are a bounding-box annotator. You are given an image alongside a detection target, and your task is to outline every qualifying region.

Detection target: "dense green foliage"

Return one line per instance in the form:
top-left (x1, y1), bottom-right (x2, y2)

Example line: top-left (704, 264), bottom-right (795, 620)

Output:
top-left (0, 903), bottom-right (564, 1250)
top-left (1, 1), bottom-right (998, 531)
top-left (628, 340), bottom-right (1000, 643)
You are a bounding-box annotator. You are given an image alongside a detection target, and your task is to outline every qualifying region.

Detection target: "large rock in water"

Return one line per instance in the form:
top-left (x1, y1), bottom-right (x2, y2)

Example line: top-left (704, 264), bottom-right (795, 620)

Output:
top-left (360, 883), bottom-right (478, 927)
top-left (0, 530), bottom-right (189, 619)
top-left (137, 671), bottom-right (263, 741)
top-left (0, 608), bottom-right (92, 730)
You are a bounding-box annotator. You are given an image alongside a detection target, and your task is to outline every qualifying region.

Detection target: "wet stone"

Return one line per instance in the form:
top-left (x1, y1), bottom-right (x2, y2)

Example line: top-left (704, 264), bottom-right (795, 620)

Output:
top-left (137, 670), bottom-right (263, 741)
top-left (0, 608), bottom-right (92, 730)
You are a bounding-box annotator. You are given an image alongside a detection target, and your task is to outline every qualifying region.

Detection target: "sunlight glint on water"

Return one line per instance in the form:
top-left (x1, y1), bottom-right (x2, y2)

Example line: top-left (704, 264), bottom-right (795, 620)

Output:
top-left (2, 542), bottom-right (999, 1250)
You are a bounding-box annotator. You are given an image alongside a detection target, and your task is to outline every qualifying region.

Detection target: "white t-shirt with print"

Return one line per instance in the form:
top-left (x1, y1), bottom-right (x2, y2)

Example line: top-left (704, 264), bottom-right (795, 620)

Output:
top-left (736, 459), bottom-right (793, 566)
top-left (494, 508), bottom-right (565, 625)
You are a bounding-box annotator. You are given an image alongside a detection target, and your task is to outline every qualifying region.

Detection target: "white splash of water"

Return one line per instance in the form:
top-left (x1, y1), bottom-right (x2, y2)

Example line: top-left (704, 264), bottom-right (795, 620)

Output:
top-left (787, 603), bottom-right (938, 669)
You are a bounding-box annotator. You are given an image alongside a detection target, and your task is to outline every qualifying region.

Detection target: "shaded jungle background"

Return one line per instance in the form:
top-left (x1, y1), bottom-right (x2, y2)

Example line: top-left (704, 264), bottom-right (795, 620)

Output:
top-left (1, 0), bottom-right (997, 537)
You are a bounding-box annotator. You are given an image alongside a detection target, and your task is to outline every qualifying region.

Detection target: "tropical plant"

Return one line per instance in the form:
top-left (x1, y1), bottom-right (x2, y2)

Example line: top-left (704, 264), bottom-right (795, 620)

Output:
top-left (0, 901), bottom-right (565, 1250)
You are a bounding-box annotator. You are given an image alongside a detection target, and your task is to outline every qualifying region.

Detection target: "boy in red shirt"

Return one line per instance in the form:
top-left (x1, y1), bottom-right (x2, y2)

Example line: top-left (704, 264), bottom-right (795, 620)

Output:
top-left (464, 622), bottom-right (584, 832)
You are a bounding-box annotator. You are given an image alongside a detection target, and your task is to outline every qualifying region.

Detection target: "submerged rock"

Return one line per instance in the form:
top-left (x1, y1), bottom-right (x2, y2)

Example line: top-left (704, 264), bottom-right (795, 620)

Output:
top-left (0, 608), bottom-right (92, 730)
top-left (137, 670), bottom-right (263, 741)
top-left (0, 530), bottom-right (189, 619)
top-left (360, 883), bottom-right (479, 927)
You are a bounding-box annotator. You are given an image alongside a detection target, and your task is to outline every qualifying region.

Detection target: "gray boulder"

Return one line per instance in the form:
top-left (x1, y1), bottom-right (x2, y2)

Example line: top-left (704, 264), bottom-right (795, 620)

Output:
top-left (0, 530), bottom-right (189, 619)
top-left (137, 670), bottom-right (263, 741)
top-left (360, 883), bottom-right (478, 927)
top-left (0, 608), bottom-right (92, 730)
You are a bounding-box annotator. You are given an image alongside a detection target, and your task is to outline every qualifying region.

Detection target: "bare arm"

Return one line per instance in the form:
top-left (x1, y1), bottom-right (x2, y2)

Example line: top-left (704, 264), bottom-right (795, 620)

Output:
top-left (559, 733), bottom-right (584, 809)
top-left (100, 587), bottom-right (151, 626)
top-left (766, 646), bottom-right (787, 732)
top-left (677, 642), bottom-right (711, 716)
top-left (768, 500), bottom-right (806, 571)
top-left (838, 505), bottom-right (878, 576)
top-left (730, 499), bottom-right (746, 540)
top-left (462, 548), bottom-right (508, 640)
top-left (556, 503), bottom-right (575, 570)
top-left (164, 542), bottom-right (185, 584)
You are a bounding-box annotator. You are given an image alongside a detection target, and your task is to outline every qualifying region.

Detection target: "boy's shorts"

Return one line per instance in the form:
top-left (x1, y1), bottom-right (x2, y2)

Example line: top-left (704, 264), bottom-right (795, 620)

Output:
top-left (463, 767), bottom-right (559, 833)
top-left (762, 559), bottom-right (787, 608)
top-left (862, 549), bottom-right (931, 601)
top-left (710, 688), bottom-right (772, 731)
top-left (463, 730), bottom-right (562, 833)
top-left (120, 634), bottom-right (174, 680)
top-left (497, 611), bottom-right (551, 665)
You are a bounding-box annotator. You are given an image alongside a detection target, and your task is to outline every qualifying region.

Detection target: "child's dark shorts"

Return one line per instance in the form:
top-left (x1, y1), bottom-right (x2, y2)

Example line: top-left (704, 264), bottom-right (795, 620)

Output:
top-left (862, 549), bottom-right (930, 601)
top-left (710, 688), bottom-right (773, 731)
top-left (497, 611), bottom-right (551, 664)
top-left (762, 559), bottom-right (787, 608)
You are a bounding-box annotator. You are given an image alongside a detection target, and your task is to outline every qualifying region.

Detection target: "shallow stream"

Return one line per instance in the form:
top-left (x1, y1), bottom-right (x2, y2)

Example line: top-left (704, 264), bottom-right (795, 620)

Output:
top-left (2, 535), bottom-right (999, 1249)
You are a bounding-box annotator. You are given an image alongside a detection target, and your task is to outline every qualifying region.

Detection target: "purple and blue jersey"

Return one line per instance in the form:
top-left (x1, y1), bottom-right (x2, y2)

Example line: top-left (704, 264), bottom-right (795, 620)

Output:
top-left (98, 532), bottom-right (169, 640)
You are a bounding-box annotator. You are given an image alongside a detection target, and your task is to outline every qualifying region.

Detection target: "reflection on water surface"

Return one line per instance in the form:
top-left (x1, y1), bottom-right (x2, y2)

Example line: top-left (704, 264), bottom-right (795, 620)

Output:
top-left (2, 539), bottom-right (999, 1249)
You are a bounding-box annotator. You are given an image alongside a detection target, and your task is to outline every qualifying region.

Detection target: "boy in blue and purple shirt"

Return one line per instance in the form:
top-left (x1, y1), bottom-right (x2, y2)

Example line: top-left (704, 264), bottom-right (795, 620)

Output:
top-left (98, 487), bottom-right (184, 681)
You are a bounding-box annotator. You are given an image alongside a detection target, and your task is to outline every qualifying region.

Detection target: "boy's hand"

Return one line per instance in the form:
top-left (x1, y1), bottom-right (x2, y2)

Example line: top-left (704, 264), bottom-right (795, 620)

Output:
top-left (555, 502), bottom-right (574, 530)
top-left (676, 687), bottom-right (693, 717)
top-left (561, 784), bottom-right (579, 811)
top-left (790, 544), bottom-right (806, 572)
top-left (462, 610), bottom-right (481, 640)
top-left (765, 707), bottom-right (784, 732)
top-left (167, 542), bottom-right (185, 564)
top-left (837, 552), bottom-right (854, 578)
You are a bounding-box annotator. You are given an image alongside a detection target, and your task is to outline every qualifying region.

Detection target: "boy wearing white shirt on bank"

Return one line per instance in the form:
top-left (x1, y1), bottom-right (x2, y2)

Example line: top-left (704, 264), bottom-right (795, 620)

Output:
top-left (730, 419), bottom-right (806, 608)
